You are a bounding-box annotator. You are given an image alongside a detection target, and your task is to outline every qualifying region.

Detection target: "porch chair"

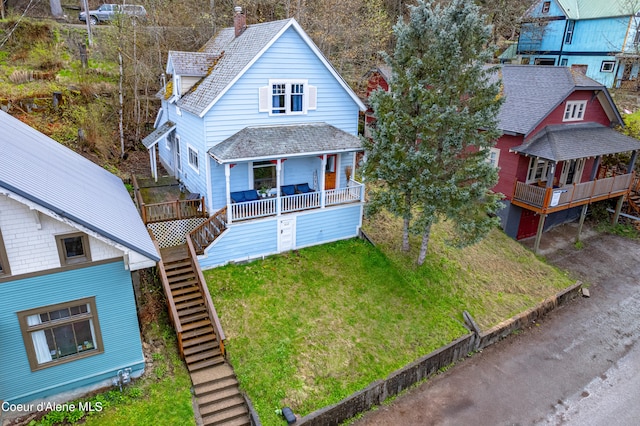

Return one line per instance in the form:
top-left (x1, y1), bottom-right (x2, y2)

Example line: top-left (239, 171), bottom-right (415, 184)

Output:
top-left (230, 190), bottom-right (260, 203)
top-left (295, 183), bottom-right (315, 194)
top-left (281, 185), bottom-right (296, 196)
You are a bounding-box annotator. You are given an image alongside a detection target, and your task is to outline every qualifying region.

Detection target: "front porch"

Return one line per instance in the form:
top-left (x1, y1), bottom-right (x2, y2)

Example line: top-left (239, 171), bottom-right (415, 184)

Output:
top-left (229, 180), bottom-right (364, 222)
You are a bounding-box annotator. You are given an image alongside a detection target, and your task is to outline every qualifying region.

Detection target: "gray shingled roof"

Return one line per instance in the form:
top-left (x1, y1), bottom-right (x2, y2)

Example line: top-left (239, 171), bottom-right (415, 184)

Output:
top-left (168, 51), bottom-right (218, 76)
top-left (173, 18), bottom-right (365, 116)
top-left (0, 111), bottom-right (159, 262)
top-left (498, 65), bottom-right (619, 136)
top-left (511, 122), bottom-right (640, 161)
top-left (176, 19), bottom-right (291, 116)
top-left (208, 123), bottom-right (362, 162)
top-left (142, 121), bottom-right (175, 149)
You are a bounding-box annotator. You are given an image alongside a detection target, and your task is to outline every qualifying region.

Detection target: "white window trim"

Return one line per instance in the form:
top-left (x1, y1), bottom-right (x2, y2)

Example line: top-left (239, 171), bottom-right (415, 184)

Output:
top-left (260, 79), bottom-right (316, 116)
top-left (187, 143), bottom-right (199, 174)
top-left (175, 135), bottom-right (182, 173)
top-left (526, 157), bottom-right (551, 184)
top-left (542, 1), bottom-right (550, 14)
top-left (563, 100), bottom-right (586, 122)
top-left (486, 148), bottom-right (500, 168)
top-left (601, 61), bottom-right (615, 73)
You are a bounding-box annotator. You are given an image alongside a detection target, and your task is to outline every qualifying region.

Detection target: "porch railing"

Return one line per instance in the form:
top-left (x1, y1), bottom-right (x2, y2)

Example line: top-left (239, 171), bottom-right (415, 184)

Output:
top-left (230, 180), bottom-right (364, 222)
top-left (512, 172), bottom-right (634, 213)
top-left (142, 198), bottom-right (206, 224)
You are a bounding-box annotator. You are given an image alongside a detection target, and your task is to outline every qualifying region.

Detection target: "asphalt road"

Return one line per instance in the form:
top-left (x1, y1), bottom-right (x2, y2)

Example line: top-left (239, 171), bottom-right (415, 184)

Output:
top-left (354, 228), bottom-right (640, 426)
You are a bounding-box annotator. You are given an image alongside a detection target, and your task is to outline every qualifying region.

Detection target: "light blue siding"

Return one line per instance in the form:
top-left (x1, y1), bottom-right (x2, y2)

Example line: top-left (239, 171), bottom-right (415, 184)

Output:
top-left (563, 17), bottom-right (627, 53)
top-left (199, 219), bottom-right (278, 269)
top-left (295, 204), bottom-right (362, 248)
top-left (0, 261), bottom-right (144, 403)
top-left (198, 204), bottom-right (362, 269)
top-left (282, 157), bottom-right (321, 190)
top-left (527, 0), bottom-right (565, 19)
top-left (203, 26), bottom-right (360, 148)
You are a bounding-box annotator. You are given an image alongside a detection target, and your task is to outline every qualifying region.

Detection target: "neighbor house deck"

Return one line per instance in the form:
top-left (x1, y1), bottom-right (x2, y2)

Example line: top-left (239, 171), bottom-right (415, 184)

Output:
top-left (511, 172), bottom-right (634, 214)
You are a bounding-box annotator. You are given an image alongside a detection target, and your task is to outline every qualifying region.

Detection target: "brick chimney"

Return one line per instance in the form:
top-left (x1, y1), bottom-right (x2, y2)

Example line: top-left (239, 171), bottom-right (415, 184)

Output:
top-left (234, 6), bottom-right (246, 37)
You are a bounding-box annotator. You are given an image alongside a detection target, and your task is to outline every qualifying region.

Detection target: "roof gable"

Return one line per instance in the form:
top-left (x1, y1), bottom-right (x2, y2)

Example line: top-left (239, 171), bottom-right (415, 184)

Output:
top-left (528, 0), bottom-right (636, 20)
top-left (175, 18), bottom-right (365, 117)
top-left (0, 111), bottom-right (159, 263)
top-left (498, 65), bottom-right (621, 137)
top-left (167, 51), bottom-right (218, 76)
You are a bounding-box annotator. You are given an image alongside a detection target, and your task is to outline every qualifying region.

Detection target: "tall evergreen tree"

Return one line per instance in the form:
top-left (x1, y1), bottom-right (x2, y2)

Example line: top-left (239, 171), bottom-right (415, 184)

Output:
top-left (363, 0), bottom-right (503, 265)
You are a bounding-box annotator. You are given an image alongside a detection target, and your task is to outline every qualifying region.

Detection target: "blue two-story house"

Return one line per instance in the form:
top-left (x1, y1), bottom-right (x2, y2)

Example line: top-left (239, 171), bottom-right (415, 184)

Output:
top-left (143, 7), bottom-right (366, 270)
top-left (516, 0), bottom-right (640, 88)
top-left (0, 111), bottom-right (159, 411)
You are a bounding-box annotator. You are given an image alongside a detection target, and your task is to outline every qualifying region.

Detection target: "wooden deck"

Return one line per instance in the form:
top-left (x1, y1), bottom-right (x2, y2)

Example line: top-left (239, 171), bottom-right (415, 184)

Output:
top-left (511, 173), bottom-right (634, 214)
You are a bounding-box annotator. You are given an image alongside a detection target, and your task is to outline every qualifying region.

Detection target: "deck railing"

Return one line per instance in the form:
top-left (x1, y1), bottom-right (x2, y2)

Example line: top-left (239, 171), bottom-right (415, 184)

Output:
top-left (142, 198), bottom-right (206, 224)
top-left (512, 172), bottom-right (634, 213)
top-left (282, 191), bottom-right (321, 213)
top-left (229, 181), bottom-right (365, 222)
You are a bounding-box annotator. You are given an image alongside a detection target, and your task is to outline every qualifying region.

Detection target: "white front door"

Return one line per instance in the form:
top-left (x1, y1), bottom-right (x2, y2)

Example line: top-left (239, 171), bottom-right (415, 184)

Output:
top-left (278, 217), bottom-right (296, 252)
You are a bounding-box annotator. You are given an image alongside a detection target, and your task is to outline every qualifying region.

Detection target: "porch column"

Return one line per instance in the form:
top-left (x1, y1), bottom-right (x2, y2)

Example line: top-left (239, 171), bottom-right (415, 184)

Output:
top-left (225, 163), bottom-right (232, 224)
top-left (320, 155), bottom-right (327, 208)
top-left (612, 195), bottom-right (625, 225)
top-left (589, 155), bottom-right (601, 180)
top-left (276, 159), bottom-right (282, 216)
top-left (533, 213), bottom-right (547, 255)
top-left (627, 150), bottom-right (638, 173)
top-left (545, 161), bottom-right (556, 188)
top-left (576, 204), bottom-right (588, 243)
top-left (149, 146), bottom-right (157, 182)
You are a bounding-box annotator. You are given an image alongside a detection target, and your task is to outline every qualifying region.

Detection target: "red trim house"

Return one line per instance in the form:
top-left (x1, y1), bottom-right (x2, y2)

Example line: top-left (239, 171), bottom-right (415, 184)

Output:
top-left (364, 65), bottom-right (640, 250)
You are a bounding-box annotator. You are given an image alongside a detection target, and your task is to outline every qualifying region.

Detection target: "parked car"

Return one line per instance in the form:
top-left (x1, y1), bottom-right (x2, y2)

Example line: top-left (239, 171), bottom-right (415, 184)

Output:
top-left (78, 3), bottom-right (147, 25)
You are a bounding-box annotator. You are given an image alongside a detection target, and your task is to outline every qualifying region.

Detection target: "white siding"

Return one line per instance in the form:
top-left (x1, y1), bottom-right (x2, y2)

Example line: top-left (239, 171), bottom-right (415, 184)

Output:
top-left (0, 195), bottom-right (123, 276)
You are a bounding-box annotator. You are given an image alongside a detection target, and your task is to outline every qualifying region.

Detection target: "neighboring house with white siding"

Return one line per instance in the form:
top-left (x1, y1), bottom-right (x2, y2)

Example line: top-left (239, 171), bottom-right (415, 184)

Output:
top-left (0, 111), bottom-right (159, 407)
top-left (143, 8), bottom-right (366, 269)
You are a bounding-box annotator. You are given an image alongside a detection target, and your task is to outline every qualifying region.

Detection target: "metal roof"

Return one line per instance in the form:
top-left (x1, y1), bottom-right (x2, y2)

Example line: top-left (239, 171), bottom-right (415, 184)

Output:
top-left (142, 121), bottom-right (175, 149)
top-left (174, 18), bottom-right (366, 117)
top-left (556, 0), bottom-right (636, 20)
top-left (511, 122), bottom-right (640, 161)
top-left (208, 122), bottom-right (362, 163)
top-left (0, 111), bottom-right (159, 262)
top-left (498, 65), bottom-right (620, 136)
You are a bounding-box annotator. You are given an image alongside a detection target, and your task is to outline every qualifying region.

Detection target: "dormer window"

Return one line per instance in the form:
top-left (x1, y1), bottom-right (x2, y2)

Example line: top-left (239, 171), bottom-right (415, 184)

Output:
top-left (259, 80), bottom-right (317, 115)
top-left (173, 75), bottom-right (181, 99)
top-left (542, 1), bottom-right (550, 13)
top-left (563, 101), bottom-right (586, 122)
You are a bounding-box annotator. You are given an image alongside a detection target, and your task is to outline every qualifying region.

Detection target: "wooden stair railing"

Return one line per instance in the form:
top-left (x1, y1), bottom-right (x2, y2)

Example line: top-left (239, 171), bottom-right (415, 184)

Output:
top-left (186, 235), bottom-right (226, 358)
top-left (190, 206), bottom-right (227, 255)
top-left (151, 237), bottom-right (184, 356)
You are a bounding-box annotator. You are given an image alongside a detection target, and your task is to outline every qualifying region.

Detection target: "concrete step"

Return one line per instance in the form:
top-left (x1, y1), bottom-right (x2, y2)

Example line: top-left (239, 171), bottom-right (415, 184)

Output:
top-left (199, 394), bottom-right (246, 417)
top-left (194, 376), bottom-right (239, 397)
top-left (191, 363), bottom-right (235, 386)
top-left (197, 386), bottom-right (241, 408)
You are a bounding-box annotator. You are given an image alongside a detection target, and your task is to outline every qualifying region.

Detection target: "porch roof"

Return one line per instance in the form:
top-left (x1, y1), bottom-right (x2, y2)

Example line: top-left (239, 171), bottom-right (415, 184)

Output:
top-left (511, 123), bottom-right (640, 161)
top-left (141, 121), bottom-right (175, 149)
top-left (208, 122), bottom-right (362, 163)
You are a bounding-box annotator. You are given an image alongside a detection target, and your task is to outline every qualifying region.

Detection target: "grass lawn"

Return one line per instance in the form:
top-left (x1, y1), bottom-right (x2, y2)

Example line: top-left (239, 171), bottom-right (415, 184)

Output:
top-left (204, 214), bottom-right (574, 425)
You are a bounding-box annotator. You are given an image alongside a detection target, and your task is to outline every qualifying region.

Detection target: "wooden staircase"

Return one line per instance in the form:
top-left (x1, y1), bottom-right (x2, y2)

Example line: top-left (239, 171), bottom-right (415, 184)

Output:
top-left (627, 177), bottom-right (640, 217)
top-left (158, 242), bottom-right (252, 425)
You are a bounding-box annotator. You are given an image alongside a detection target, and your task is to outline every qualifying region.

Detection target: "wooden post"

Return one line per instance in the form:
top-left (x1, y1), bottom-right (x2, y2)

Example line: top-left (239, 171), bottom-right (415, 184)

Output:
top-left (576, 204), bottom-right (588, 243)
top-left (533, 213), bottom-right (547, 255)
top-left (612, 195), bottom-right (625, 225)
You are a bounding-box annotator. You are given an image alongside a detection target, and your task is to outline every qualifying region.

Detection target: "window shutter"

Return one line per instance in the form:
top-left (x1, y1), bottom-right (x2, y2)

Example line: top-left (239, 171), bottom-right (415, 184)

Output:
top-left (308, 85), bottom-right (317, 110)
top-left (259, 86), bottom-right (270, 112)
